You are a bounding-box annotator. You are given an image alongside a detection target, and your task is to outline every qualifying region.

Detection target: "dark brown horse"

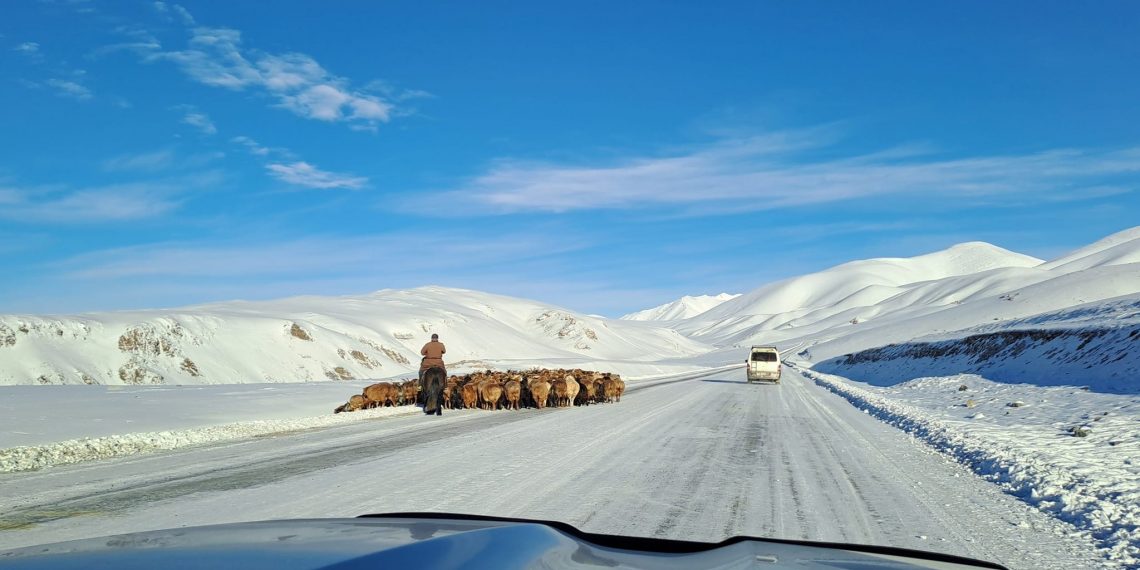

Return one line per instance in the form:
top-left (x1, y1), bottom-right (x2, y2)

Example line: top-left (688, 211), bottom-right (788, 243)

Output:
top-left (420, 366), bottom-right (446, 415)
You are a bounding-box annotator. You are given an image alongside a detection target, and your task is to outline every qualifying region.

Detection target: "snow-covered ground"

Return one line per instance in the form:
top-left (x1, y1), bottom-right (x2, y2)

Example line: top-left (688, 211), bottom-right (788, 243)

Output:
top-left (0, 366), bottom-right (736, 474)
top-left (801, 367), bottom-right (1139, 566)
top-left (0, 369), bottom-right (1108, 568)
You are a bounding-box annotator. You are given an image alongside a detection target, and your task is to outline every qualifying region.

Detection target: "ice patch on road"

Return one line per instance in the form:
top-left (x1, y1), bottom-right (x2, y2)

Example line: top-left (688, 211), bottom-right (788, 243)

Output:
top-left (0, 406), bottom-right (418, 474)
top-left (801, 367), bottom-right (1139, 567)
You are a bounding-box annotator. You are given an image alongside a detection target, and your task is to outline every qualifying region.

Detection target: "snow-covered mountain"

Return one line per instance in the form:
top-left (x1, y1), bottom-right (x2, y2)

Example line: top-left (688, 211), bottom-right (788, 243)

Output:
top-left (3, 227), bottom-right (1137, 388)
top-left (676, 229), bottom-right (1140, 354)
top-left (621, 293), bottom-right (740, 321)
top-left (661, 227), bottom-right (1140, 392)
top-left (0, 287), bottom-right (711, 386)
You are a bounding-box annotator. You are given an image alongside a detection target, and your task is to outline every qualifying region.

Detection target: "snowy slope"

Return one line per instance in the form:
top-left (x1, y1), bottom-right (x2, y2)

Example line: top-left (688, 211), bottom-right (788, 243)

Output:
top-left (675, 229), bottom-right (1139, 368)
top-left (0, 286), bottom-right (712, 386)
top-left (620, 293), bottom-right (739, 321)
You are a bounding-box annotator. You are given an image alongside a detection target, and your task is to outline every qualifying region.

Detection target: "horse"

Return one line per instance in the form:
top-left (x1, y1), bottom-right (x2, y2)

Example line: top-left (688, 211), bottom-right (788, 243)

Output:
top-left (420, 366), bottom-right (447, 416)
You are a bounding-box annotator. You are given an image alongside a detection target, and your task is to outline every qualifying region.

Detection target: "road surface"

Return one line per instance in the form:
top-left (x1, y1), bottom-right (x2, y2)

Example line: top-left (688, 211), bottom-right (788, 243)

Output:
top-left (0, 369), bottom-right (1105, 568)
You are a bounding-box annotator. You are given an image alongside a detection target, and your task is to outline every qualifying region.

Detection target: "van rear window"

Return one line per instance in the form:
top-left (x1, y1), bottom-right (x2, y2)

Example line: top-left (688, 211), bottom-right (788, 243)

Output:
top-left (751, 352), bottom-right (777, 362)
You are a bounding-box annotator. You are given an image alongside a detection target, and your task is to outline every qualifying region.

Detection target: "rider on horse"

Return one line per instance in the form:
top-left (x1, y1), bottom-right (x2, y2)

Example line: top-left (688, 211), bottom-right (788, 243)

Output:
top-left (419, 334), bottom-right (446, 415)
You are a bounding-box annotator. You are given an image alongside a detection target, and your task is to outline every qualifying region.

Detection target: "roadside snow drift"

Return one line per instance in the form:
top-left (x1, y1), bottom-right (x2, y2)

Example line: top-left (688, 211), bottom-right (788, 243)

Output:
top-left (803, 368), bottom-right (1139, 567)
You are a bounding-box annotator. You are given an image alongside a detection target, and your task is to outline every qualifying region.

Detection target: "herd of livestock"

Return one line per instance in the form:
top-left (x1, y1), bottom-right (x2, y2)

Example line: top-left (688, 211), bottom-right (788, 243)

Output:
top-left (333, 368), bottom-right (625, 413)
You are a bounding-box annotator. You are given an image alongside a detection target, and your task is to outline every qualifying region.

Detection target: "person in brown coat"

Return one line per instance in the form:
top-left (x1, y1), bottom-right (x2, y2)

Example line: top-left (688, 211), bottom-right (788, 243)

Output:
top-left (419, 333), bottom-right (446, 379)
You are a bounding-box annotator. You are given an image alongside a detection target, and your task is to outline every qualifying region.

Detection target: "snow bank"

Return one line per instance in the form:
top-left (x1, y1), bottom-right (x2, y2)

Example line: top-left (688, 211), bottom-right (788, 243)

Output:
top-left (801, 367), bottom-right (1139, 567)
top-left (0, 405), bottom-right (418, 474)
top-left (814, 321), bottom-right (1140, 394)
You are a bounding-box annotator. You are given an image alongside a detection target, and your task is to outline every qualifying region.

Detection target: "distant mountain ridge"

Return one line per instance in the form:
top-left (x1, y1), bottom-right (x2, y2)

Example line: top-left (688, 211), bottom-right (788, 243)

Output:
top-left (620, 293), bottom-right (740, 321)
top-left (0, 287), bottom-right (711, 386)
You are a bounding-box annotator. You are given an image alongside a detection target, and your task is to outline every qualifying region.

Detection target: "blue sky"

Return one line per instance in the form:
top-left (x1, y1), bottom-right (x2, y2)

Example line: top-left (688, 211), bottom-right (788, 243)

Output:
top-left (1, 1), bottom-right (1138, 316)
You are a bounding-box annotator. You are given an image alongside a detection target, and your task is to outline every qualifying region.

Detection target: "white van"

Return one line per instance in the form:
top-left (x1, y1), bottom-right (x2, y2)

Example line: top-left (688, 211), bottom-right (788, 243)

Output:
top-left (746, 346), bottom-right (781, 383)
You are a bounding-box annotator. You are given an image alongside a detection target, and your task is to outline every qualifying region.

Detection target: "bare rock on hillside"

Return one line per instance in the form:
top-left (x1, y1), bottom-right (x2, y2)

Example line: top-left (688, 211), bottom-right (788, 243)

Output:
top-left (118, 324), bottom-right (180, 357)
top-left (289, 323), bottom-right (312, 341)
top-left (180, 358), bottom-right (201, 377)
top-left (119, 360), bottom-right (164, 385)
top-left (325, 366), bottom-right (354, 381)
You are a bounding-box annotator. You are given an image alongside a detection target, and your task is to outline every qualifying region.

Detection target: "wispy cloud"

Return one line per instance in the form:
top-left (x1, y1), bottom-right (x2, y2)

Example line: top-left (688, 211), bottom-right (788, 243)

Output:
top-left (21, 76), bottom-right (94, 101)
top-left (134, 14), bottom-right (402, 130)
top-left (0, 172), bottom-right (220, 224)
top-left (266, 162), bottom-right (367, 189)
top-left (231, 135), bottom-right (272, 156)
top-left (44, 78), bottom-right (93, 100)
top-left (152, 1), bottom-right (195, 26)
top-left (181, 110), bottom-right (217, 134)
top-left (430, 130), bottom-right (1140, 215)
top-left (103, 150), bottom-right (175, 172)
top-left (57, 230), bottom-right (583, 280)
top-left (0, 183), bottom-right (181, 223)
top-left (14, 42), bottom-right (40, 54)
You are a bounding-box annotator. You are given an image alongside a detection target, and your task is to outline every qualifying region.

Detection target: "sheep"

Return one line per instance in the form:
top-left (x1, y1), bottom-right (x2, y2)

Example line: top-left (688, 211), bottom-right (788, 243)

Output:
top-left (333, 368), bottom-right (625, 414)
top-left (334, 394), bottom-right (367, 414)
top-left (460, 382), bottom-right (479, 409)
top-left (479, 380), bottom-right (503, 411)
top-left (529, 378), bottom-right (552, 409)
top-left (564, 375), bottom-right (580, 408)
top-left (503, 378), bottom-right (522, 410)
top-left (363, 382), bottom-right (398, 408)
top-left (400, 380), bottom-right (419, 406)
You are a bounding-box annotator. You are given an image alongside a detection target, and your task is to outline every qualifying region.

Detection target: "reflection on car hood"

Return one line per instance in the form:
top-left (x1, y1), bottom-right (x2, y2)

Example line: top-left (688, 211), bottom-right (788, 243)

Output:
top-left (0, 513), bottom-right (1007, 569)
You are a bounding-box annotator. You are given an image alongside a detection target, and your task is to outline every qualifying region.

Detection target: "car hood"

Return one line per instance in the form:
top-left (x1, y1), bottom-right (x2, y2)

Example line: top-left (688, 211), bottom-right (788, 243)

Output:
top-left (0, 513), bottom-right (1007, 569)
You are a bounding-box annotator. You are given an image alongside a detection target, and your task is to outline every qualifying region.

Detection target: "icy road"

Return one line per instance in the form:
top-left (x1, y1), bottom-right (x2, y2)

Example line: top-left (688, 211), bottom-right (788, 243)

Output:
top-left (0, 369), bottom-right (1105, 568)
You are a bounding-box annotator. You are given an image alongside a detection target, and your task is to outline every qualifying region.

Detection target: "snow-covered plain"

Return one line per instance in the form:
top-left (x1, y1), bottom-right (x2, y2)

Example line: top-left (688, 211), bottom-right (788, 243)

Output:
top-left (0, 366), bottom-right (736, 474)
top-left (0, 369), bottom-right (1109, 569)
top-left (3, 226), bottom-right (1140, 567)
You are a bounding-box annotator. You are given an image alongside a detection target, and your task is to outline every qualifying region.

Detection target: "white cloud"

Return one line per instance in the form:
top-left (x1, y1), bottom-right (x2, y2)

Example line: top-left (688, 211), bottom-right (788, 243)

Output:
top-left (14, 42), bottom-right (40, 54)
top-left (145, 22), bottom-right (399, 129)
top-left (171, 4), bottom-right (195, 25)
top-left (0, 183), bottom-right (181, 223)
top-left (103, 150), bottom-right (175, 172)
top-left (182, 111), bottom-right (217, 134)
top-left (231, 135), bottom-right (271, 156)
top-left (43, 78), bottom-right (93, 100)
top-left (430, 131), bottom-right (1140, 215)
top-left (265, 162), bottom-right (367, 189)
top-left (56, 230), bottom-right (582, 280)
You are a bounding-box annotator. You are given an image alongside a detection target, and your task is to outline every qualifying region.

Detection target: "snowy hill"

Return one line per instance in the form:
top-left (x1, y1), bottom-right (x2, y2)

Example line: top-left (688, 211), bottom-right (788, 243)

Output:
top-left (675, 230), bottom-right (1139, 354)
top-left (673, 241), bottom-right (1044, 345)
top-left (621, 293), bottom-right (739, 321)
top-left (0, 287), bottom-right (712, 386)
top-left (640, 227), bottom-right (1138, 392)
